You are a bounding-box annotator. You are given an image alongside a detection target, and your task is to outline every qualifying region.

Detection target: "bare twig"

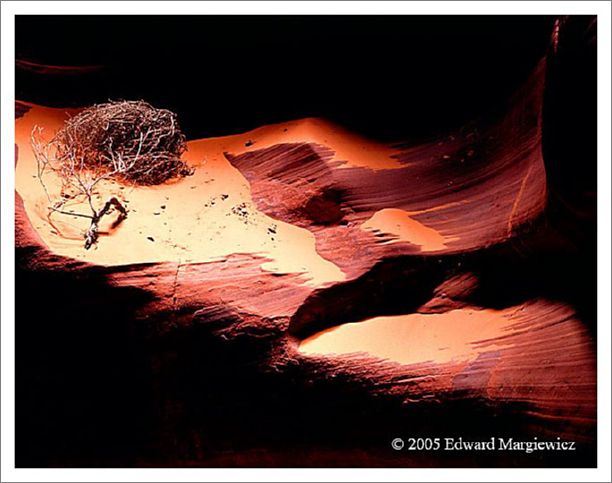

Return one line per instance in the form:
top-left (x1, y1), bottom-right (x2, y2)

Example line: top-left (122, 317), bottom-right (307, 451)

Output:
top-left (84, 197), bottom-right (128, 249)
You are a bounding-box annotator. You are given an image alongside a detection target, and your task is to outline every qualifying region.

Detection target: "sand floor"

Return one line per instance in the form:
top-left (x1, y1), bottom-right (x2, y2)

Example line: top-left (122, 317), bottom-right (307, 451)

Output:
top-left (298, 308), bottom-right (523, 365)
top-left (16, 103), bottom-right (448, 287)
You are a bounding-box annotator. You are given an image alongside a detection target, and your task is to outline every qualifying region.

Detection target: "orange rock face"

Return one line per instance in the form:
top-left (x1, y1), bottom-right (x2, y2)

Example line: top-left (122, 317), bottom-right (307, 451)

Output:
top-left (14, 20), bottom-right (596, 468)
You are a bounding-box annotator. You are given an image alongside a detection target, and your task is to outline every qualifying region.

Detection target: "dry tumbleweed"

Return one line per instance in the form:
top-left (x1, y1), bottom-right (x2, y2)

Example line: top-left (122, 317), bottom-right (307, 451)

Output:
top-left (31, 100), bottom-right (193, 249)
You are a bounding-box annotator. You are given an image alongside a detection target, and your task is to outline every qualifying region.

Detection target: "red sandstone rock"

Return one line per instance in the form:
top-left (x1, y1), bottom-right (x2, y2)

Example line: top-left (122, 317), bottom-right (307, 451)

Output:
top-left (14, 18), bottom-right (596, 467)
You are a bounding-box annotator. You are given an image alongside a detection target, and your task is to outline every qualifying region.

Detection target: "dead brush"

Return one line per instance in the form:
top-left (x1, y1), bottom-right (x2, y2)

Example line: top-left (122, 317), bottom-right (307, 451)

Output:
top-left (31, 100), bottom-right (193, 249)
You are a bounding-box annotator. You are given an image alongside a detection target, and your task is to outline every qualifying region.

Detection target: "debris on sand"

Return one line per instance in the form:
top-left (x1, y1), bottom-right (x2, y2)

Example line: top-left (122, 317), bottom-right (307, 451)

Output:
top-left (231, 202), bottom-right (250, 224)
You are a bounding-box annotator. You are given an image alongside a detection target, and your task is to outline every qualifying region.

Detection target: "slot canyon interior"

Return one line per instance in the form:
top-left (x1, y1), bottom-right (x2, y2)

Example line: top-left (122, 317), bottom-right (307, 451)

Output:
top-left (14, 15), bottom-right (597, 467)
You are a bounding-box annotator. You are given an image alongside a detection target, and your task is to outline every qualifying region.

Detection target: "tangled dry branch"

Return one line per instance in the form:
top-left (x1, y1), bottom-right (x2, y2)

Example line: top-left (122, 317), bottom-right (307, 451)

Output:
top-left (31, 100), bottom-right (192, 249)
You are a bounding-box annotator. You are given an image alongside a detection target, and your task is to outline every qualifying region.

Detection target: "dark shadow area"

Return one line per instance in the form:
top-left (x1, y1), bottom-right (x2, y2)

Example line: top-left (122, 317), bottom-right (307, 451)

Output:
top-left (16, 15), bottom-right (555, 141)
top-left (15, 257), bottom-right (157, 467)
top-left (289, 255), bottom-right (447, 339)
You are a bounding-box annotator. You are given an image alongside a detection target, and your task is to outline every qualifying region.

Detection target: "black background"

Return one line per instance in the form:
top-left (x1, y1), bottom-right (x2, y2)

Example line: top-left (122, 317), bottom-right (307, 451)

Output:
top-left (16, 15), bottom-right (555, 141)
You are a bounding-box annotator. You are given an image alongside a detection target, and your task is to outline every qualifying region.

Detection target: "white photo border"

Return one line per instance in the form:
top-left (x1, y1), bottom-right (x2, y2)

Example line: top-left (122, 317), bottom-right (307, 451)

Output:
top-left (1, 2), bottom-right (610, 482)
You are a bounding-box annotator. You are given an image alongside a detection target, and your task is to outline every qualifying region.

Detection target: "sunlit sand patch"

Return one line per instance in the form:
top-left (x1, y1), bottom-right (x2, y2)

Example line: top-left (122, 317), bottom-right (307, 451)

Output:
top-left (298, 308), bottom-right (519, 366)
top-left (215, 117), bottom-right (403, 171)
top-left (15, 104), bottom-right (345, 288)
top-left (361, 208), bottom-right (456, 252)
